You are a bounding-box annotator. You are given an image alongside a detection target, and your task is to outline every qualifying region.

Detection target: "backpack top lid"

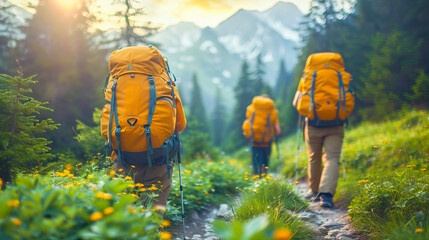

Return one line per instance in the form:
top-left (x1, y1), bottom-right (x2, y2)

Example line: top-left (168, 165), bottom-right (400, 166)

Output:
top-left (305, 52), bottom-right (345, 72)
top-left (108, 45), bottom-right (167, 78)
top-left (252, 96), bottom-right (275, 111)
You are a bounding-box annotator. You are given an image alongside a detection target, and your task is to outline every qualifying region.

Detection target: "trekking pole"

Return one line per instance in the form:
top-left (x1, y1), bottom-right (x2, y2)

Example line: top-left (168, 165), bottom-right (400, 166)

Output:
top-left (177, 145), bottom-right (186, 240)
top-left (341, 146), bottom-right (346, 180)
top-left (275, 136), bottom-right (282, 174)
top-left (294, 115), bottom-right (302, 182)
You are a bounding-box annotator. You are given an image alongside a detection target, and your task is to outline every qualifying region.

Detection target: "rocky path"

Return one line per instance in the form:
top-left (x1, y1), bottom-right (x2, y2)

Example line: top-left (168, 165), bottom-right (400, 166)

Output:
top-left (295, 182), bottom-right (366, 240)
top-left (170, 204), bottom-right (232, 240)
top-left (169, 181), bottom-right (366, 240)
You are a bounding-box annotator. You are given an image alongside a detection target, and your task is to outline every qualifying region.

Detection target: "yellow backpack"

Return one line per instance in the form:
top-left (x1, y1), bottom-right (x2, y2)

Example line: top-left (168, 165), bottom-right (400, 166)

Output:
top-left (100, 46), bottom-right (180, 173)
top-left (242, 96), bottom-right (278, 146)
top-left (297, 52), bottom-right (355, 127)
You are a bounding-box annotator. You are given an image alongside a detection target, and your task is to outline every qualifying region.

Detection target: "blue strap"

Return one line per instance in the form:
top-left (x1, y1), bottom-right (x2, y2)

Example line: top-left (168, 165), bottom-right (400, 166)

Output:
top-left (250, 111), bottom-right (256, 146)
top-left (144, 75), bottom-right (157, 167)
top-left (111, 80), bottom-right (125, 166)
top-left (167, 81), bottom-right (176, 107)
top-left (309, 71), bottom-right (317, 111)
top-left (338, 71), bottom-right (346, 111)
top-left (108, 80), bottom-right (118, 149)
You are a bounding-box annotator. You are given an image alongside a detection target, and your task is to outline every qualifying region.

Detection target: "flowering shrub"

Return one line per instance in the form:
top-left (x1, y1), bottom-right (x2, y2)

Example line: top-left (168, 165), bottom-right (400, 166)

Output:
top-left (0, 172), bottom-right (162, 239)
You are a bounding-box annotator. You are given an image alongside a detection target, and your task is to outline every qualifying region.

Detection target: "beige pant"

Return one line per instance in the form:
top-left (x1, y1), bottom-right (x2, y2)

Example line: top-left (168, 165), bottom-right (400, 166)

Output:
top-left (305, 123), bottom-right (344, 195)
top-left (134, 164), bottom-right (173, 208)
top-left (115, 162), bottom-right (173, 208)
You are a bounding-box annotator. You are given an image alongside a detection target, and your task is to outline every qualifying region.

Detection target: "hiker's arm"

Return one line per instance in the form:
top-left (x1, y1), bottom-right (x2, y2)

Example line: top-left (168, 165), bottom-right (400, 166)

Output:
top-left (275, 124), bottom-right (281, 136)
top-left (292, 79), bottom-right (304, 108)
top-left (292, 91), bottom-right (302, 108)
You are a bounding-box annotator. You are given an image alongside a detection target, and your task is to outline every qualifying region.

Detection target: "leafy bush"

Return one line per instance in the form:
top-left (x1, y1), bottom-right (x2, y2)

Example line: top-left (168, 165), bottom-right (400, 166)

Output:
top-left (213, 214), bottom-right (294, 240)
top-left (166, 158), bottom-right (251, 221)
top-left (0, 174), bottom-right (162, 240)
top-left (348, 168), bottom-right (429, 239)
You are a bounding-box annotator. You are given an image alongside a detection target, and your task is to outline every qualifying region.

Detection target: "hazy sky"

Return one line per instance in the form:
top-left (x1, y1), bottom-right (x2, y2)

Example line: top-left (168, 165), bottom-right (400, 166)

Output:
top-left (14, 0), bottom-right (311, 29)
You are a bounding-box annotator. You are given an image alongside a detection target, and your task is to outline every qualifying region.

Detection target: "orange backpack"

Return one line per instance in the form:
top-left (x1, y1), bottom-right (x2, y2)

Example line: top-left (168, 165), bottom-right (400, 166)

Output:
top-left (100, 46), bottom-right (180, 174)
top-left (297, 52), bottom-right (355, 127)
top-left (242, 96), bottom-right (278, 146)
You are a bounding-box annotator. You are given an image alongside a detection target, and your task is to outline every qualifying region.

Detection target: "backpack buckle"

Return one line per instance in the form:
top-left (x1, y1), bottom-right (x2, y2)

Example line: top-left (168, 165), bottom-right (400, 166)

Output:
top-left (144, 126), bottom-right (151, 136)
top-left (115, 127), bottom-right (121, 137)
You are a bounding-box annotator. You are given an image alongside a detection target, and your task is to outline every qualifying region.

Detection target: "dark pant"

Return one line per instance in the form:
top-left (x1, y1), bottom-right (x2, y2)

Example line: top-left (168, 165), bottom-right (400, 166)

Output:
top-left (252, 145), bottom-right (272, 175)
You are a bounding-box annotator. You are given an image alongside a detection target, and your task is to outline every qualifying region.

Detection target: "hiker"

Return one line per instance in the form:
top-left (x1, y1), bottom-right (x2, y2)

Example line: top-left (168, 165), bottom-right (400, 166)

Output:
top-left (293, 52), bottom-right (354, 208)
top-left (100, 45), bottom-right (186, 210)
top-left (242, 94), bottom-right (281, 175)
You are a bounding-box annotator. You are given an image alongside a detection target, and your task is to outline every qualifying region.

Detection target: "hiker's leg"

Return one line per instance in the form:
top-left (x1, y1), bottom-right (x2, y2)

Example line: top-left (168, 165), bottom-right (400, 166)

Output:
top-left (305, 124), bottom-right (323, 193)
top-left (263, 145), bottom-right (272, 173)
top-left (134, 163), bottom-right (173, 209)
top-left (252, 147), bottom-right (263, 175)
top-left (319, 125), bottom-right (344, 195)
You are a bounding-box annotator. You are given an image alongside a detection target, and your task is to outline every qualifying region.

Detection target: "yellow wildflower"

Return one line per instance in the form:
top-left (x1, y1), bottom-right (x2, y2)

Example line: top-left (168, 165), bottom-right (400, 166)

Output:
top-left (76, 163), bottom-right (82, 167)
top-left (273, 228), bottom-right (293, 240)
top-left (65, 164), bottom-right (73, 170)
top-left (149, 186), bottom-right (158, 191)
top-left (103, 207), bottom-right (114, 215)
top-left (245, 172), bottom-right (248, 175)
top-left (162, 219), bottom-right (171, 227)
top-left (118, 168), bottom-right (124, 172)
top-left (0, 178), bottom-right (2, 187)
top-left (220, 161), bottom-right (224, 164)
top-left (12, 218), bottom-right (22, 226)
top-left (422, 168), bottom-right (426, 171)
top-left (264, 166), bottom-right (269, 169)
top-left (204, 191), bottom-right (209, 195)
top-left (90, 212), bottom-right (103, 221)
top-left (128, 184), bottom-right (135, 188)
top-left (407, 165), bottom-right (416, 168)
top-left (245, 178), bottom-right (249, 180)
top-left (127, 206), bottom-right (136, 213)
top-left (96, 192), bottom-right (112, 200)
top-left (159, 232), bottom-right (173, 239)
top-left (8, 200), bottom-right (20, 208)
top-left (294, 182), bottom-right (299, 185)
top-left (130, 194), bottom-right (140, 199)
top-left (87, 174), bottom-right (94, 179)
top-left (200, 176), bottom-right (203, 179)
top-left (109, 170), bottom-right (116, 176)
top-left (97, 152), bottom-right (101, 155)
top-left (135, 183), bottom-right (144, 187)
top-left (185, 170), bottom-right (191, 174)
top-left (415, 228), bottom-right (424, 233)
top-left (125, 176), bottom-right (132, 181)
top-left (131, 165), bottom-right (135, 168)
top-left (63, 169), bottom-right (70, 174)
top-left (261, 173), bottom-right (266, 176)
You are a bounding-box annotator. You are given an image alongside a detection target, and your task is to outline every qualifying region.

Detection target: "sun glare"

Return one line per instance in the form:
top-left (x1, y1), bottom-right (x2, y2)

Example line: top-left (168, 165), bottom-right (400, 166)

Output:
top-left (56, 0), bottom-right (80, 10)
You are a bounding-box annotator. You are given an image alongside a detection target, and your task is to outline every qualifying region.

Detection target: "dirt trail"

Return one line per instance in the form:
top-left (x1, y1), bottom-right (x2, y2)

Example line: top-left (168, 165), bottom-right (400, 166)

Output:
top-left (295, 182), bottom-right (366, 240)
top-left (169, 180), bottom-right (366, 240)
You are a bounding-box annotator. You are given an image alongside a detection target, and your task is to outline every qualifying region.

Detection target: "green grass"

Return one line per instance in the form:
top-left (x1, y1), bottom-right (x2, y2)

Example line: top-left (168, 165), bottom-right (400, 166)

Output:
top-left (229, 179), bottom-right (313, 239)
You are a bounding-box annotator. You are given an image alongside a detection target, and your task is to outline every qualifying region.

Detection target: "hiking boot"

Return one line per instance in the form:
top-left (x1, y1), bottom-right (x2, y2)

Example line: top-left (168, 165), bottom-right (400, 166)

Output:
top-left (305, 191), bottom-right (320, 202)
top-left (320, 193), bottom-right (334, 208)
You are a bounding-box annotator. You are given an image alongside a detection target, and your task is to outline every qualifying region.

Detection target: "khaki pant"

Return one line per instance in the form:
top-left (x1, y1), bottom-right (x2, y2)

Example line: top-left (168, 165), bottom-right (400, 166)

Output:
top-left (134, 164), bottom-right (173, 208)
top-left (115, 162), bottom-right (173, 208)
top-left (305, 123), bottom-right (344, 195)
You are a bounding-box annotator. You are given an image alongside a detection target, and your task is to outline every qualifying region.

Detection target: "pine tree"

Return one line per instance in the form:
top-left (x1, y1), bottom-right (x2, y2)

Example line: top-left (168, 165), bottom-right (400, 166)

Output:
top-left (189, 73), bottom-right (208, 131)
top-left (226, 60), bottom-right (253, 152)
top-left (113, 0), bottom-right (158, 46)
top-left (253, 53), bottom-right (265, 96)
top-left (0, 71), bottom-right (58, 183)
top-left (20, 0), bottom-right (104, 149)
top-left (275, 59), bottom-right (289, 100)
top-left (0, 0), bottom-right (20, 74)
top-left (181, 73), bottom-right (212, 159)
top-left (211, 87), bottom-right (225, 147)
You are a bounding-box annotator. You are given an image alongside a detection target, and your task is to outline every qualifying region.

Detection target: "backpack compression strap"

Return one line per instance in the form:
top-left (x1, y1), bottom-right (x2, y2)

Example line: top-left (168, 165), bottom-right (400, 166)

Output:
top-left (261, 114), bottom-right (271, 145)
top-left (111, 79), bottom-right (126, 166)
top-left (249, 111), bottom-right (256, 146)
top-left (144, 75), bottom-right (157, 167)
